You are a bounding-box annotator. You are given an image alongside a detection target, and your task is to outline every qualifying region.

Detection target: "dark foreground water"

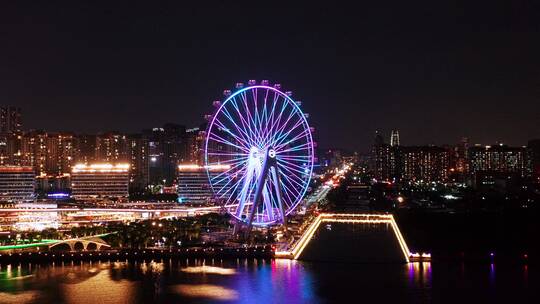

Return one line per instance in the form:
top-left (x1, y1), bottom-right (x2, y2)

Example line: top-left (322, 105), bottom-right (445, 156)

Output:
top-left (0, 259), bottom-right (538, 303)
top-left (0, 223), bottom-right (539, 303)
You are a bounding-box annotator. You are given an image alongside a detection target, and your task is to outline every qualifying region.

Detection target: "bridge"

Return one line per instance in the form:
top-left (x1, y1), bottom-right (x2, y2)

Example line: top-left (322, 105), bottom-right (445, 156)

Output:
top-left (275, 213), bottom-right (430, 262)
top-left (48, 235), bottom-right (111, 251)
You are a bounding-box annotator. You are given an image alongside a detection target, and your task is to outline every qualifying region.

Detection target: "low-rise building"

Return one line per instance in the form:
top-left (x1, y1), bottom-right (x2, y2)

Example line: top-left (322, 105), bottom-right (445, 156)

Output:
top-left (71, 163), bottom-right (130, 200)
top-left (0, 166), bottom-right (35, 203)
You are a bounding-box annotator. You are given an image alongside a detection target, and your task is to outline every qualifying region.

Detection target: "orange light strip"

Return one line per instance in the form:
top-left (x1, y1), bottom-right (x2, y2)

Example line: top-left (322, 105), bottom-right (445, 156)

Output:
top-left (280, 213), bottom-right (411, 262)
top-left (178, 164), bottom-right (231, 171)
top-left (72, 163), bottom-right (130, 173)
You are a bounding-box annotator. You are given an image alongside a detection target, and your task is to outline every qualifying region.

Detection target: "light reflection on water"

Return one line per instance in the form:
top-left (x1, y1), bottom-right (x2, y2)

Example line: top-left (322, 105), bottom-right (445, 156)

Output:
top-left (0, 258), bottom-right (536, 303)
top-left (173, 284), bottom-right (239, 301)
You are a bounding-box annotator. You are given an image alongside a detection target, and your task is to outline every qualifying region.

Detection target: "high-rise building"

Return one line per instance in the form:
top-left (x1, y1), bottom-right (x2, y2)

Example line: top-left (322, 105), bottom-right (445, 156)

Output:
top-left (0, 166), bottom-right (35, 203)
top-left (527, 139), bottom-right (540, 182)
top-left (71, 163), bottom-right (130, 199)
top-left (469, 144), bottom-right (527, 177)
top-left (400, 146), bottom-right (449, 183)
top-left (75, 134), bottom-right (97, 163)
top-left (45, 133), bottom-right (76, 175)
top-left (0, 106), bottom-right (22, 134)
top-left (127, 134), bottom-right (149, 190)
top-left (0, 133), bottom-right (22, 166)
top-left (20, 130), bottom-right (48, 175)
top-left (185, 126), bottom-right (206, 164)
top-left (372, 131), bottom-right (399, 181)
top-left (95, 133), bottom-right (130, 162)
top-left (144, 124), bottom-right (187, 186)
top-left (390, 130), bottom-right (400, 147)
top-left (455, 137), bottom-right (470, 176)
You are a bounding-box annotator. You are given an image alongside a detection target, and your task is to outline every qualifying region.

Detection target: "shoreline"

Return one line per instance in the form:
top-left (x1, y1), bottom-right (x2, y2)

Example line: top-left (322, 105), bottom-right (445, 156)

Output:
top-left (0, 247), bottom-right (273, 263)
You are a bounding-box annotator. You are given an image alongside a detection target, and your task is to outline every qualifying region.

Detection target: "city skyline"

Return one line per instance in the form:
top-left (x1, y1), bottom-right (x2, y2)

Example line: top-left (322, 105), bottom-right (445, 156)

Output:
top-left (2, 2), bottom-right (539, 151)
top-left (3, 105), bottom-right (538, 152)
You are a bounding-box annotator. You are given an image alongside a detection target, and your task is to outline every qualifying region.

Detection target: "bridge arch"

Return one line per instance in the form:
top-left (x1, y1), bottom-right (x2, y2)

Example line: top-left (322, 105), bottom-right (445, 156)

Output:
top-left (86, 242), bottom-right (97, 251)
top-left (73, 242), bottom-right (84, 251)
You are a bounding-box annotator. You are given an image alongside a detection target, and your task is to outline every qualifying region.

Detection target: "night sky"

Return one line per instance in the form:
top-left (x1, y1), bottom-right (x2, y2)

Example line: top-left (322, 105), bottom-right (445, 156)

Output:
top-left (1, 1), bottom-right (539, 152)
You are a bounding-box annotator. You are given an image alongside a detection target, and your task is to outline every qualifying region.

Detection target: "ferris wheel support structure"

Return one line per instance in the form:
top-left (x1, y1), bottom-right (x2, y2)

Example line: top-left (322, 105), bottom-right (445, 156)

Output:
top-left (236, 148), bottom-right (287, 237)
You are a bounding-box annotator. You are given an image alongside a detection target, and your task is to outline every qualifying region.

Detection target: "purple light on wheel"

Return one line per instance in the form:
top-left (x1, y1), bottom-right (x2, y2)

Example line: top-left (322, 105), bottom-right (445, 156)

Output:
top-left (204, 83), bottom-right (315, 226)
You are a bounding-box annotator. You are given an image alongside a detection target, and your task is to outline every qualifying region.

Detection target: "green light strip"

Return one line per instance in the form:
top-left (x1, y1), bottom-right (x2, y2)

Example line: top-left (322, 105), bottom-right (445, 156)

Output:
top-left (0, 240), bottom-right (59, 250)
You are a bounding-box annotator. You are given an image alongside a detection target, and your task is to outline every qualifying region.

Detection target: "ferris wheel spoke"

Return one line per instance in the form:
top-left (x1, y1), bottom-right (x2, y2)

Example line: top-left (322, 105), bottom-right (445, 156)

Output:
top-left (208, 133), bottom-right (249, 153)
top-left (206, 156), bottom-right (249, 168)
top-left (213, 117), bottom-right (252, 149)
top-left (259, 89), bottom-right (271, 142)
top-left (222, 176), bottom-right (245, 203)
top-left (212, 125), bottom-right (250, 152)
top-left (276, 157), bottom-right (308, 173)
top-left (271, 115), bottom-right (304, 148)
top-left (207, 151), bottom-right (248, 157)
top-left (214, 175), bottom-right (237, 197)
top-left (279, 176), bottom-right (304, 201)
top-left (240, 91), bottom-right (263, 146)
top-left (279, 143), bottom-right (313, 153)
top-left (251, 88), bottom-right (262, 142)
top-left (276, 142), bottom-right (312, 154)
top-left (277, 162), bottom-right (306, 182)
top-left (210, 160), bottom-right (248, 184)
top-left (265, 98), bottom-right (290, 145)
top-left (277, 154), bottom-right (311, 159)
top-left (268, 107), bottom-right (300, 147)
top-left (278, 175), bottom-right (302, 208)
top-left (217, 174), bottom-right (244, 198)
top-left (272, 119), bottom-right (309, 149)
top-left (228, 95), bottom-right (256, 145)
top-left (231, 95), bottom-right (260, 147)
top-left (219, 105), bottom-right (255, 146)
top-left (264, 91), bottom-right (281, 140)
top-left (277, 162), bottom-right (309, 183)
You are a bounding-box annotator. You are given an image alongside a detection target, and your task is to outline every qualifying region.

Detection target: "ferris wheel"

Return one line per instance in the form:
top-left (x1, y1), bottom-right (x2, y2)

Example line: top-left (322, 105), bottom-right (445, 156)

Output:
top-left (204, 80), bottom-right (315, 227)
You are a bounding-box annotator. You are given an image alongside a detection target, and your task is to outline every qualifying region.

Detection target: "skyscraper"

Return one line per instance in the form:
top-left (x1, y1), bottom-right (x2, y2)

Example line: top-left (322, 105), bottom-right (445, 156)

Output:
top-left (527, 139), bottom-right (540, 182)
top-left (372, 131), bottom-right (398, 181)
top-left (468, 144), bottom-right (527, 177)
top-left (0, 106), bottom-right (22, 134)
top-left (144, 123), bottom-right (187, 186)
top-left (400, 146), bottom-right (449, 182)
top-left (390, 130), bottom-right (400, 147)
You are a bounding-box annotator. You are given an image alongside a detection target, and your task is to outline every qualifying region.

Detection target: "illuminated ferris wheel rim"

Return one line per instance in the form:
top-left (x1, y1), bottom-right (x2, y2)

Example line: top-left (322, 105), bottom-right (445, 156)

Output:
top-left (204, 83), bottom-right (315, 226)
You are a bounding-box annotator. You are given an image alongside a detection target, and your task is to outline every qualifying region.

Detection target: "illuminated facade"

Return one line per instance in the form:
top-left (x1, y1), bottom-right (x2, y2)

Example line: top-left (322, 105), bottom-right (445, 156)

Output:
top-left (469, 144), bottom-right (527, 176)
top-left (0, 166), bottom-right (35, 203)
top-left (177, 164), bottom-right (230, 203)
top-left (95, 133), bottom-right (130, 162)
top-left (144, 124), bottom-right (187, 186)
top-left (45, 133), bottom-right (77, 175)
top-left (528, 139), bottom-right (540, 182)
top-left (0, 133), bottom-right (22, 166)
top-left (71, 163), bottom-right (130, 199)
top-left (0, 106), bottom-right (22, 134)
top-left (390, 130), bottom-right (400, 147)
top-left (400, 146), bottom-right (450, 183)
top-left (372, 132), bottom-right (400, 181)
top-left (20, 131), bottom-right (48, 175)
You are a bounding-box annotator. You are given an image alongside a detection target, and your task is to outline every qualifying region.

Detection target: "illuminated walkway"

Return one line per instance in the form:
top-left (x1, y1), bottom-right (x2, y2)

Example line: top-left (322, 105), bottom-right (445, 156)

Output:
top-left (276, 213), bottom-right (426, 262)
top-left (0, 234), bottom-right (112, 252)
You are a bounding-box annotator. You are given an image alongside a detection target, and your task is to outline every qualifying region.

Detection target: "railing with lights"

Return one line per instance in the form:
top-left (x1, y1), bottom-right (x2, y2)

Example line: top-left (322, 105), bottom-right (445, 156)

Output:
top-left (275, 213), bottom-right (421, 263)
